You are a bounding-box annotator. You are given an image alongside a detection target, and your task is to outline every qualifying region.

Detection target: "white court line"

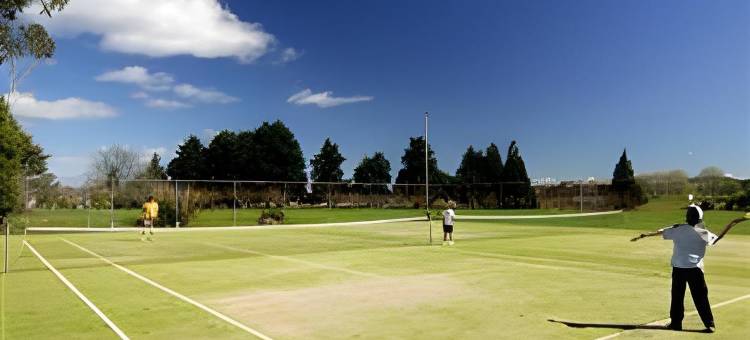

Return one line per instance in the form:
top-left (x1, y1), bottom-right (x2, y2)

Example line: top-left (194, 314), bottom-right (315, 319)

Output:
top-left (202, 242), bottom-right (382, 278)
top-left (594, 293), bottom-right (750, 340)
top-left (61, 239), bottom-right (273, 340)
top-left (23, 241), bottom-right (129, 340)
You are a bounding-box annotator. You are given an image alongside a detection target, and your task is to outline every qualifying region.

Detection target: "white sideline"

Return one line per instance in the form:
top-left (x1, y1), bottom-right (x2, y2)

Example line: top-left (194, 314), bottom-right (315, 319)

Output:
top-left (594, 293), bottom-right (750, 340)
top-left (23, 241), bottom-right (129, 340)
top-left (61, 239), bottom-right (273, 340)
top-left (25, 210), bottom-right (623, 233)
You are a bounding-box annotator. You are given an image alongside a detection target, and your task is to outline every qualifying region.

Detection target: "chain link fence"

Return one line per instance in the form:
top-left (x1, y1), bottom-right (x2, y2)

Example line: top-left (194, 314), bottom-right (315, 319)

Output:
top-left (19, 179), bottom-right (624, 228)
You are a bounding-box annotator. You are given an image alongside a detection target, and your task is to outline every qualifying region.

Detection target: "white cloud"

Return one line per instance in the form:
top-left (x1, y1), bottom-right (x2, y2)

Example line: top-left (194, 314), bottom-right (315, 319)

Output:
top-left (8, 92), bottom-right (117, 120)
top-left (96, 66), bottom-right (174, 91)
top-left (48, 155), bottom-right (91, 179)
top-left (32, 0), bottom-right (275, 63)
top-left (276, 47), bottom-right (303, 64)
top-left (173, 84), bottom-right (239, 104)
top-left (287, 89), bottom-right (373, 108)
top-left (131, 91), bottom-right (149, 99)
top-left (145, 98), bottom-right (192, 109)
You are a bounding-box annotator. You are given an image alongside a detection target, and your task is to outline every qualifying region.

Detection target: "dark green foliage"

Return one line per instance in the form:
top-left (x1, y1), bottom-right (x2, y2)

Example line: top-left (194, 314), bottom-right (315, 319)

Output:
top-left (500, 141), bottom-right (535, 208)
top-left (167, 121), bottom-right (306, 181)
top-left (0, 98), bottom-right (23, 218)
top-left (353, 152), bottom-right (391, 184)
top-left (143, 153), bottom-right (167, 180)
top-left (311, 138), bottom-right (345, 182)
top-left (167, 135), bottom-right (207, 180)
top-left (612, 149), bottom-right (635, 192)
top-left (204, 130), bottom-right (239, 179)
top-left (395, 137), bottom-right (449, 184)
top-left (353, 152), bottom-right (391, 194)
top-left (456, 145), bottom-right (485, 183)
top-left (247, 121), bottom-right (306, 181)
top-left (483, 143), bottom-right (503, 182)
top-left (611, 149), bottom-right (645, 208)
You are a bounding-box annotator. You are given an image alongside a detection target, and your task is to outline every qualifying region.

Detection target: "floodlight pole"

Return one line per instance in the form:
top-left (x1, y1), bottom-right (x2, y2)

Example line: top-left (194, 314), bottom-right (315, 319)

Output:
top-left (425, 112), bottom-right (432, 244)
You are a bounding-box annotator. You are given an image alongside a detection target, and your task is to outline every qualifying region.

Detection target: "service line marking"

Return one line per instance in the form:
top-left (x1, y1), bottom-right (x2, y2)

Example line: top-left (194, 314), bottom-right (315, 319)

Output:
top-left (61, 239), bottom-right (273, 340)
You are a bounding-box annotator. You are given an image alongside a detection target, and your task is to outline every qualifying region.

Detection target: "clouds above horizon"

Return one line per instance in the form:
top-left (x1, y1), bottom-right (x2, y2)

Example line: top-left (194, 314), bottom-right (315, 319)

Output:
top-left (8, 92), bottom-right (117, 120)
top-left (31, 0), bottom-right (276, 63)
top-left (287, 89), bottom-right (373, 108)
top-left (96, 66), bottom-right (238, 108)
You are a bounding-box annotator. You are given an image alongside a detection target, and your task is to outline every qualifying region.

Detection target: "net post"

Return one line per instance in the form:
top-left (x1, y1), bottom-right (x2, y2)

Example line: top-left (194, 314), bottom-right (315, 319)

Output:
top-left (232, 181), bottom-right (237, 226)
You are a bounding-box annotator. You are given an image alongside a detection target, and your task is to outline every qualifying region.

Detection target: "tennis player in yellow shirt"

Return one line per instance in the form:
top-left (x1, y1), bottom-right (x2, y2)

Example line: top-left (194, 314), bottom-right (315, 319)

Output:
top-left (142, 195), bottom-right (158, 240)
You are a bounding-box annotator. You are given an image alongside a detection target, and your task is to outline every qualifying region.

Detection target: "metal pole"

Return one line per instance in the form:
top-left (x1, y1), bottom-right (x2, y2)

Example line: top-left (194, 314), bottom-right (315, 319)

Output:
top-left (186, 183), bottom-right (190, 225)
top-left (175, 180), bottom-right (179, 228)
top-left (580, 181), bottom-right (584, 212)
top-left (232, 181), bottom-right (237, 226)
top-left (86, 190), bottom-right (91, 228)
top-left (4, 221), bottom-right (8, 273)
top-left (283, 183), bottom-right (287, 206)
top-left (110, 178), bottom-right (115, 228)
top-left (425, 112), bottom-right (431, 244)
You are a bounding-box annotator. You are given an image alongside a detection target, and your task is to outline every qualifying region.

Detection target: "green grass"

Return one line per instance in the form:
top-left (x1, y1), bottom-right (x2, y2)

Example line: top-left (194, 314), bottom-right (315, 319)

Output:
top-left (2, 197), bottom-right (749, 339)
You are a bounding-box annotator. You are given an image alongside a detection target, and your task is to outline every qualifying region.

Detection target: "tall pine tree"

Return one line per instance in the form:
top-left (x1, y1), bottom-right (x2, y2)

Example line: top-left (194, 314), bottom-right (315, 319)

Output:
top-left (167, 135), bottom-right (206, 180)
top-left (311, 138), bottom-right (346, 182)
top-left (143, 153), bottom-right (167, 179)
top-left (612, 149), bottom-right (635, 191)
top-left (205, 130), bottom-right (239, 179)
top-left (500, 141), bottom-right (534, 208)
top-left (483, 143), bottom-right (503, 182)
top-left (395, 137), bottom-right (448, 184)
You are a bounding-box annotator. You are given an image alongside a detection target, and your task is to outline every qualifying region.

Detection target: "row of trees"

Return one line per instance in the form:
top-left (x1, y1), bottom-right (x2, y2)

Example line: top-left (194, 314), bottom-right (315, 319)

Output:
top-left (161, 123), bottom-right (537, 207)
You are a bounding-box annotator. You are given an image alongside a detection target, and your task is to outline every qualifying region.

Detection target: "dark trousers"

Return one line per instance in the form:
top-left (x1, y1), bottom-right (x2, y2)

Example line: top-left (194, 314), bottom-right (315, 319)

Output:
top-left (670, 267), bottom-right (714, 328)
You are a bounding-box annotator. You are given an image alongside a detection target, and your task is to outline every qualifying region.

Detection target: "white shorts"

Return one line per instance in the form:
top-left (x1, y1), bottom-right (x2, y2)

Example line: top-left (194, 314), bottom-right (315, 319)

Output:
top-left (144, 219), bottom-right (153, 227)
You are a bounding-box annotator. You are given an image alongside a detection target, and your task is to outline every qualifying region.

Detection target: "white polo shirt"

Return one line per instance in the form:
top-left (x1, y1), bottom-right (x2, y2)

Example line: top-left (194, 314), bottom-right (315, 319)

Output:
top-left (662, 223), bottom-right (717, 270)
top-left (443, 209), bottom-right (456, 226)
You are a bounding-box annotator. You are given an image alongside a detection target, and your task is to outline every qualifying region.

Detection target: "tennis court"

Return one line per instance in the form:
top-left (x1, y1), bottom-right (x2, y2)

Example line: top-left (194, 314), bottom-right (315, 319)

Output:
top-left (2, 208), bottom-right (749, 339)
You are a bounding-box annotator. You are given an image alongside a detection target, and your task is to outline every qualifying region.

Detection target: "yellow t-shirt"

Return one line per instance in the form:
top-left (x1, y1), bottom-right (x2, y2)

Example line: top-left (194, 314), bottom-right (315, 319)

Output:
top-left (143, 201), bottom-right (159, 220)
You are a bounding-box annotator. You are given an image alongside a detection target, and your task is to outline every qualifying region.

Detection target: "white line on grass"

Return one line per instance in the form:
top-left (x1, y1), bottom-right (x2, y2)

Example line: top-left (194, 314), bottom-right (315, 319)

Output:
top-left (456, 210), bottom-right (623, 220)
top-left (593, 293), bottom-right (750, 340)
top-left (61, 239), bottom-right (273, 340)
top-left (202, 242), bottom-right (382, 278)
top-left (23, 241), bottom-right (129, 340)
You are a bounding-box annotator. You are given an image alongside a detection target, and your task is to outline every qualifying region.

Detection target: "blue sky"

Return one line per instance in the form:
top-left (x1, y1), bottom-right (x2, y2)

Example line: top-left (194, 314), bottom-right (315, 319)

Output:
top-left (8, 0), bottom-right (750, 184)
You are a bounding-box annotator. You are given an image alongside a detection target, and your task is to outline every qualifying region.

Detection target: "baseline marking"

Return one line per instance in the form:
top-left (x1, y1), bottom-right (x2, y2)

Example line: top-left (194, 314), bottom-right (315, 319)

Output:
top-left (202, 242), bottom-right (382, 278)
top-left (61, 239), bottom-right (273, 340)
top-left (594, 293), bottom-right (750, 340)
top-left (23, 241), bottom-right (128, 340)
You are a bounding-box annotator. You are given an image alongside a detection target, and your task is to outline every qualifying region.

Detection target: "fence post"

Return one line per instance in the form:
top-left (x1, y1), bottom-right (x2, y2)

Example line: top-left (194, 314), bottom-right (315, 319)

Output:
top-left (175, 181), bottom-right (180, 228)
top-left (110, 178), bottom-right (115, 228)
top-left (233, 181), bottom-right (237, 226)
top-left (4, 221), bottom-right (9, 273)
top-left (283, 183), bottom-right (287, 206)
top-left (580, 181), bottom-right (584, 212)
top-left (186, 183), bottom-right (190, 225)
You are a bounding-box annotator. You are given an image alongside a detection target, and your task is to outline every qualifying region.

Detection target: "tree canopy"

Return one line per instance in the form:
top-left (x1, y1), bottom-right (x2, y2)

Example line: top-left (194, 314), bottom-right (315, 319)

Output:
top-left (311, 138), bottom-right (345, 182)
top-left (612, 149), bottom-right (635, 192)
top-left (395, 137), bottom-right (449, 184)
top-left (167, 136), bottom-right (206, 180)
top-left (353, 152), bottom-right (391, 184)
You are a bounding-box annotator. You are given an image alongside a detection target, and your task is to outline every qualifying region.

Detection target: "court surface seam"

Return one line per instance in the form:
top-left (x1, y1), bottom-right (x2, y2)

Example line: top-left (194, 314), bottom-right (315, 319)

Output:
top-left (594, 293), bottom-right (750, 340)
top-left (61, 238), bottom-right (274, 340)
top-left (23, 241), bottom-right (129, 340)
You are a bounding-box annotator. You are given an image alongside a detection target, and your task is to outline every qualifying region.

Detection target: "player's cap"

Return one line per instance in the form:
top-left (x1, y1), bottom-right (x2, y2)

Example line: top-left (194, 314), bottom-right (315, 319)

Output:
top-left (689, 204), bottom-right (704, 220)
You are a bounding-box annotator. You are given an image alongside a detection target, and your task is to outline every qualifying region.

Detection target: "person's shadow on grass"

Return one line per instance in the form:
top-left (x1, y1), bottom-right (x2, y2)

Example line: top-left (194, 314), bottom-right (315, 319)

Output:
top-left (547, 319), bottom-right (709, 333)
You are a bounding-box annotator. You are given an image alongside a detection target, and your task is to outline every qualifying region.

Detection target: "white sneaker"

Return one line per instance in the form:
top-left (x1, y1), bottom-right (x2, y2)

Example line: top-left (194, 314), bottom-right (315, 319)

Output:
top-left (449, 241), bottom-right (455, 246)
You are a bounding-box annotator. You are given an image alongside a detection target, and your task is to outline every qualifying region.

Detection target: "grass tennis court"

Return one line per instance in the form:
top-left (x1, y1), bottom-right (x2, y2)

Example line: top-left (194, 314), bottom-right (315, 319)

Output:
top-left (2, 199), bottom-right (749, 339)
